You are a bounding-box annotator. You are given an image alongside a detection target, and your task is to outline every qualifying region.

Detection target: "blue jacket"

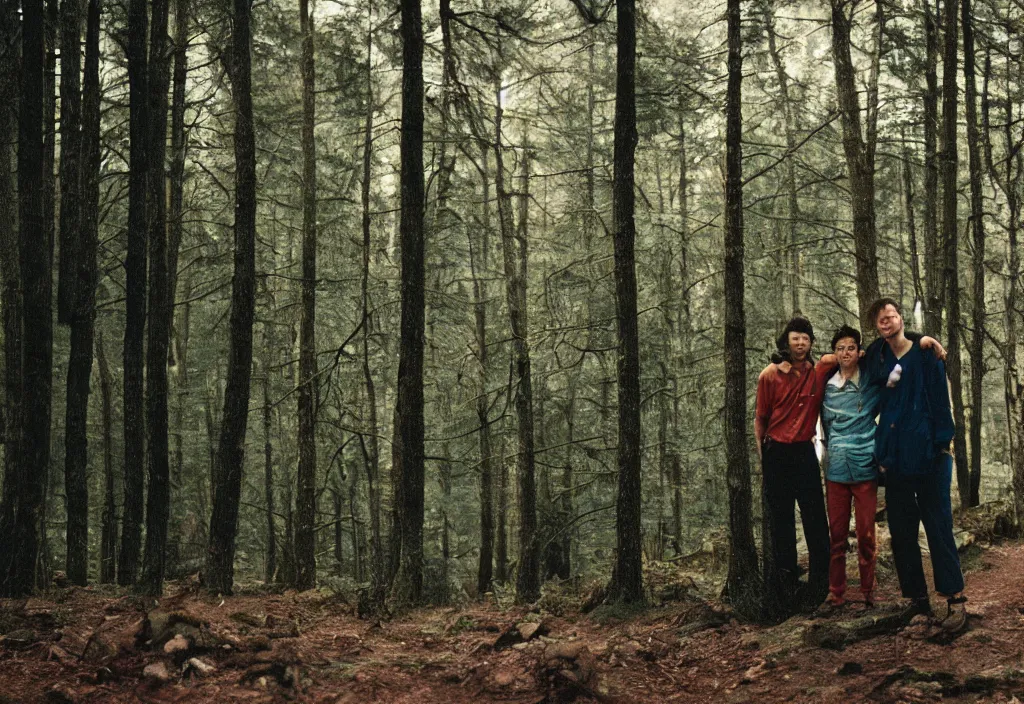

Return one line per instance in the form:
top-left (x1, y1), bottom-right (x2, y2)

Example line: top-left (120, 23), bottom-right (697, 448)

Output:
top-left (867, 339), bottom-right (955, 477)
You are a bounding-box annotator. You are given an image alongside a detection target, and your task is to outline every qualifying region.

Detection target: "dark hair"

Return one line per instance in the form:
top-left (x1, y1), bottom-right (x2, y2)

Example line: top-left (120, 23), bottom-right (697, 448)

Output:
top-left (867, 297), bottom-right (902, 325)
top-left (776, 316), bottom-right (815, 351)
top-left (831, 324), bottom-right (861, 350)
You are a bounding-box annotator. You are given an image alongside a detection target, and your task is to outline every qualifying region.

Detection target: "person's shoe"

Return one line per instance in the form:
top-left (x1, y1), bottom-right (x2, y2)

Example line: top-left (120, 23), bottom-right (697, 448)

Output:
top-left (816, 594), bottom-right (846, 616)
top-left (939, 595), bottom-right (968, 633)
top-left (905, 596), bottom-right (932, 617)
top-left (862, 591), bottom-right (876, 609)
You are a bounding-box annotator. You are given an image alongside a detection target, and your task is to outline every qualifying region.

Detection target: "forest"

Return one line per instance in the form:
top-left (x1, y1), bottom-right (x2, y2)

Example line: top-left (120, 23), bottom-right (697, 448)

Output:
top-left (1, 0), bottom-right (1024, 698)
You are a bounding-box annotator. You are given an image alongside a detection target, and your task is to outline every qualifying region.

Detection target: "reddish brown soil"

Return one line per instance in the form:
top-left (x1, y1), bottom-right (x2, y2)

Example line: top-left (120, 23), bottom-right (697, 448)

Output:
top-left (2, 542), bottom-right (1023, 704)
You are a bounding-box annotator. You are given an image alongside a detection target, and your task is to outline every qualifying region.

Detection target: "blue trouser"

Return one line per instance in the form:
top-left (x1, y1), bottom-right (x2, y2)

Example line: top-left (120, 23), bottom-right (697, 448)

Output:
top-left (885, 453), bottom-right (965, 598)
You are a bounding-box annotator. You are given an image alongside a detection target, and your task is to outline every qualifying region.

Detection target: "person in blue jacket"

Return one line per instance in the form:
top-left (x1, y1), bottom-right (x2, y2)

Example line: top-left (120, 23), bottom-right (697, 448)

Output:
top-left (865, 297), bottom-right (967, 631)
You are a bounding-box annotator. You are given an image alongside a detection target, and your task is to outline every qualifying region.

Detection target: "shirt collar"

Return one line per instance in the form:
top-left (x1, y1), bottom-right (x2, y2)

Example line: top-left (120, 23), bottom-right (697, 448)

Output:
top-left (828, 367), bottom-right (860, 389)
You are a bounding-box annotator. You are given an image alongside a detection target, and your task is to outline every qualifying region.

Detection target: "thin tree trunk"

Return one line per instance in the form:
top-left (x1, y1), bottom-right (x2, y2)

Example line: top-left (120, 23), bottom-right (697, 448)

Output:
top-left (724, 0), bottom-right (761, 618)
top-left (961, 0), bottom-right (984, 506)
top-left (471, 147), bottom-right (494, 596)
top-left (764, 8), bottom-right (801, 315)
top-left (167, 0), bottom-right (190, 554)
top-left (294, 0), bottom-right (318, 592)
top-left (1, 0), bottom-right (52, 597)
top-left (496, 420), bottom-right (509, 583)
top-left (358, 0), bottom-right (383, 596)
top-left (97, 333), bottom-right (117, 583)
top-left (938, 0), bottom-right (969, 507)
top-left (204, 0), bottom-right (257, 594)
top-left (923, 0), bottom-right (943, 335)
top-left (64, 0), bottom-right (98, 587)
top-left (607, 0), bottom-right (642, 605)
top-left (141, 0), bottom-right (172, 596)
top-left (494, 82), bottom-right (539, 603)
top-left (901, 131), bottom-right (924, 307)
top-left (263, 374), bottom-right (276, 583)
top-left (119, 0), bottom-right (148, 587)
top-left (830, 0), bottom-right (882, 330)
top-left (390, 0), bottom-right (426, 605)
top-left (56, 0), bottom-right (82, 325)
top-left (0, 0), bottom-right (21, 552)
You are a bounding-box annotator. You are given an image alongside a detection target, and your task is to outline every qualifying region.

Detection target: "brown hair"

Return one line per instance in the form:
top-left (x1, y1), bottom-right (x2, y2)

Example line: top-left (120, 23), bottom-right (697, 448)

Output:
top-left (867, 297), bottom-right (901, 325)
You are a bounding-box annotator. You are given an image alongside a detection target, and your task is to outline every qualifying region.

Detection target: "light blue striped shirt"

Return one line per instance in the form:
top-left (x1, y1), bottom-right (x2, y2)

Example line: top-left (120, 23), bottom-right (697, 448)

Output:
top-left (821, 366), bottom-right (880, 483)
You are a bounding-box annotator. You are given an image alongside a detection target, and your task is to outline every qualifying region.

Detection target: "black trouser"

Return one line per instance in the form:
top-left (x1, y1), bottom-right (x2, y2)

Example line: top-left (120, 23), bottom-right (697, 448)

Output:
top-left (762, 439), bottom-right (830, 604)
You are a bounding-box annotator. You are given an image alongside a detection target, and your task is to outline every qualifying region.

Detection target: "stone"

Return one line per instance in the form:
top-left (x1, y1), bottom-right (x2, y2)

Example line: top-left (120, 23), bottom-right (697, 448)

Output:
top-left (143, 661), bottom-right (172, 683)
top-left (187, 657), bottom-right (216, 676)
top-left (164, 634), bottom-right (190, 655)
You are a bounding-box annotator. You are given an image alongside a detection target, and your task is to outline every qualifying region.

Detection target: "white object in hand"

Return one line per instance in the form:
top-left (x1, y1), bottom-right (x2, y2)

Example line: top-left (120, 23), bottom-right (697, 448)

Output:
top-left (887, 364), bottom-right (902, 388)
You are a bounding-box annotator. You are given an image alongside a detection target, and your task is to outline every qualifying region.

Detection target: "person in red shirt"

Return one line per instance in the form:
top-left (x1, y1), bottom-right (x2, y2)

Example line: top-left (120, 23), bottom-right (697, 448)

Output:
top-left (755, 317), bottom-right (836, 611)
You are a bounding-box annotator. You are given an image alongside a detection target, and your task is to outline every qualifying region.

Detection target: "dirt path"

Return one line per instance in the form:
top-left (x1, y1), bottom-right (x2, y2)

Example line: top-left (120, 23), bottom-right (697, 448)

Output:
top-left (2, 542), bottom-right (1023, 703)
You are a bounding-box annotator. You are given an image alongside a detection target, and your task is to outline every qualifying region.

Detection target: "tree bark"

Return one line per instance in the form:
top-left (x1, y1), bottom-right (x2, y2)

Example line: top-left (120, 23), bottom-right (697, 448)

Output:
top-left (961, 0), bottom-right (984, 506)
top-left (938, 0), bottom-right (969, 508)
top-left (0, 0), bottom-right (21, 557)
top-left (358, 0), bottom-right (383, 596)
top-left (390, 0), bottom-right (426, 605)
top-left (493, 81), bottom-right (539, 604)
top-left (263, 374), bottom-right (276, 583)
top-left (471, 148), bottom-right (494, 596)
top-left (119, 0), bottom-right (148, 587)
top-left (607, 0), bottom-right (642, 605)
top-left (764, 7), bottom-right (802, 316)
top-left (0, 0), bottom-right (52, 597)
top-left (724, 0), bottom-right (761, 618)
top-left (922, 0), bottom-right (943, 335)
top-left (56, 0), bottom-right (82, 325)
top-left (294, 0), bottom-right (318, 592)
top-left (830, 0), bottom-right (882, 331)
top-left (204, 0), bottom-right (257, 595)
top-left (141, 0), bottom-right (173, 596)
top-left (97, 333), bottom-right (117, 583)
top-left (64, 0), bottom-right (97, 587)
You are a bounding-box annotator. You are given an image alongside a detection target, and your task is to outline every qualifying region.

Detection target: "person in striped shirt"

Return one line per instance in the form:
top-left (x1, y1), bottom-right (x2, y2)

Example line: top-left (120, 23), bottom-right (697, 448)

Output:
top-left (819, 325), bottom-right (881, 610)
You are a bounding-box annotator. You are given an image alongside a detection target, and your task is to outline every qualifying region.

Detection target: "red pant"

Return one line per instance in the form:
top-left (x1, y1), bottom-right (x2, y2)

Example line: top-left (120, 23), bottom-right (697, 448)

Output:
top-left (826, 479), bottom-right (877, 598)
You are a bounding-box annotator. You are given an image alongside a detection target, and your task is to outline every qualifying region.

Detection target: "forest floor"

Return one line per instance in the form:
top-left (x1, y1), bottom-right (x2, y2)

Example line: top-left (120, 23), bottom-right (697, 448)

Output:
top-left (2, 535), bottom-right (1023, 703)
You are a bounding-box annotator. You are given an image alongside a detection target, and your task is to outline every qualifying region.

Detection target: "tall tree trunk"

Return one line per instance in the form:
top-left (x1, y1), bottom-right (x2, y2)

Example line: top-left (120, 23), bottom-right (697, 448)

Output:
top-left (0, 0), bottom-right (52, 597)
top-left (166, 0), bottom-right (189, 566)
top-left (724, 0), bottom-right (760, 618)
top-left (901, 131), bottom-right (925, 306)
top-left (982, 51), bottom-right (1023, 526)
top-left (348, 458), bottom-right (362, 581)
top-left (606, 0), bottom-right (642, 605)
top-left (204, 0), bottom-right (257, 594)
top-left (97, 333), bottom-right (117, 583)
top-left (830, 0), bottom-right (882, 330)
top-left (294, 0), bottom-right (318, 592)
top-left (390, 0), bottom-right (426, 605)
top-left (471, 148), bottom-right (494, 596)
top-left (119, 0), bottom-right (148, 587)
top-left (358, 1), bottom-right (383, 596)
top-left (36, 0), bottom-right (58, 592)
top-left (0, 0), bottom-right (16, 547)
top-left (493, 80), bottom-right (539, 603)
top-left (961, 0), bottom-right (984, 506)
top-left (764, 8), bottom-right (801, 315)
top-left (0, 0), bottom-right (22, 554)
top-left (938, 0), bottom-right (969, 507)
top-left (263, 373), bottom-right (276, 583)
top-left (923, 0), bottom-right (943, 335)
top-left (495, 416), bottom-right (509, 583)
top-left (64, 0), bottom-right (97, 587)
top-left (141, 0), bottom-right (172, 596)
top-left (56, 0), bottom-right (81, 324)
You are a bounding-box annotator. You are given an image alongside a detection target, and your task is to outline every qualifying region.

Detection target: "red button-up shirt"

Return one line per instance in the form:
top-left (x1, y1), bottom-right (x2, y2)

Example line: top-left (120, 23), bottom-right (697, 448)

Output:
top-left (755, 360), bottom-right (835, 444)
